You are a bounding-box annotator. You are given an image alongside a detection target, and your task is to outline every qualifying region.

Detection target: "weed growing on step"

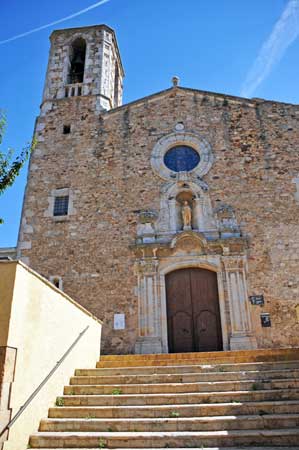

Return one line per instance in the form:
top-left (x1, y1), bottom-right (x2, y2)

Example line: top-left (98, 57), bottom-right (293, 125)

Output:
top-left (69, 389), bottom-right (76, 395)
top-left (169, 411), bottom-right (180, 418)
top-left (251, 382), bottom-right (263, 391)
top-left (259, 409), bottom-right (269, 415)
top-left (86, 413), bottom-right (96, 419)
top-left (111, 388), bottom-right (122, 395)
top-left (55, 397), bottom-right (64, 407)
top-left (99, 438), bottom-right (107, 448)
top-left (107, 427), bottom-right (114, 432)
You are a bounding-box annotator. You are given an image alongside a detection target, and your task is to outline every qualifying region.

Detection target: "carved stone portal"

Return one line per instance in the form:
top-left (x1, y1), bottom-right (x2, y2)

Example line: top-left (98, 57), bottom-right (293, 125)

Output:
top-left (132, 178), bottom-right (257, 354)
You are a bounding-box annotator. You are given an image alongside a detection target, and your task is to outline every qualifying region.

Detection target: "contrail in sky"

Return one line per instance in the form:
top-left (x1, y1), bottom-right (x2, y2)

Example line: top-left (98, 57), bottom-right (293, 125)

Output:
top-left (240, 0), bottom-right (299, 98)
top-left (0, 0), bottom-right (111, 45)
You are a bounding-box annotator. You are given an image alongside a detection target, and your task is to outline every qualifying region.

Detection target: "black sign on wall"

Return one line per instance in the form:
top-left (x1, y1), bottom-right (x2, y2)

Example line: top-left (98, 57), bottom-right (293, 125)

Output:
top-left (249, 295), bottom-right (264, 306)
top-left (261, 313), bottom-right (271, 327)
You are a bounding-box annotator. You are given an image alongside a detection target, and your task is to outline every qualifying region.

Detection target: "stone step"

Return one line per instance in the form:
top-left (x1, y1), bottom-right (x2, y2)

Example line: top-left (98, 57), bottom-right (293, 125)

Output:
top-left (64, 379), bottom-right (299, 395)
top-left (28, 428), bottom-right (299, 448)
top-left (70, 368), bottom-right (299, 385)
top-left (97, 348), bottom-right (299, 367)
top-left (58, 389), bottom-right (299, 407)
top-left (40, 413), bottom-right (299, 432)
top-left (31, 448), bottom-right (299, 450)
top-left (64, 378), bottom-right (299, 395)
top-left (90, 360), bottom-right (299, 375)
top-left (48, 400), bottom-right (299, 418)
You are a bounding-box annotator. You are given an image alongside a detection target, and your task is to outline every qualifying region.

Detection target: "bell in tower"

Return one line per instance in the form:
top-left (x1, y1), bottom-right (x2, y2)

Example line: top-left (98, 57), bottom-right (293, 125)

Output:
top-left (69, 38), bottom-right (86, 84)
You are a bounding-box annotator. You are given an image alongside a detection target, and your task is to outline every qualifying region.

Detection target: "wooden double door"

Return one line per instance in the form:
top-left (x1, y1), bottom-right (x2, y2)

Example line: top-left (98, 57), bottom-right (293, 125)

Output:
top-left (166, 268), bottom-right (223, 353)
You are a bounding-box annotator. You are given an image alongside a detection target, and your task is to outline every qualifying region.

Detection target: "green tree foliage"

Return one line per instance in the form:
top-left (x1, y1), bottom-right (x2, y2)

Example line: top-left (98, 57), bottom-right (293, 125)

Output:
top-left (0, 111), bottom-right (35, 223)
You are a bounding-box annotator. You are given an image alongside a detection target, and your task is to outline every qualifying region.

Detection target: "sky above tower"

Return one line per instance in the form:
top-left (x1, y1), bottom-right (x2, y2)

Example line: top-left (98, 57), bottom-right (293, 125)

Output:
top-left (0, 0), bottom-right (298, 247)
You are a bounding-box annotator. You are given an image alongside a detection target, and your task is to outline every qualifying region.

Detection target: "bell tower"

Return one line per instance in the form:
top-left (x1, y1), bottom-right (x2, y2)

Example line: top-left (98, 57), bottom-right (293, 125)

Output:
top-left (42, 24), bottom-right (124, 111)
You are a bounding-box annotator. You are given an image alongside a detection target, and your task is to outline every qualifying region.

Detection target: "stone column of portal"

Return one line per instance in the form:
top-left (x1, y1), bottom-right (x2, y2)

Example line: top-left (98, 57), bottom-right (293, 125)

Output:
top-left (193, 197), bottom-right (205, 230)
top-left (168, 198), bottom-right (178, 233)
top-left (223, 256), bottom-right (257, 350)
top-left (134, 257), bottom-right (163, 354)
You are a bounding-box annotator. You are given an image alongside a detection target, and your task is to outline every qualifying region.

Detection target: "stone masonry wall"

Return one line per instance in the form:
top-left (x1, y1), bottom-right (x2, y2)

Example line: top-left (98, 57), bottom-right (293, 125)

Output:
top-left (18, 87), bottom-right (299, 353)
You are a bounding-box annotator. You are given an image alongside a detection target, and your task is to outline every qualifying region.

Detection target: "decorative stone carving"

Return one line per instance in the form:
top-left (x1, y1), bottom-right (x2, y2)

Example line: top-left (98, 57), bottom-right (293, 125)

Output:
top-left (134, 256), bottom-right (163, 354)
top-left (154, 180), bottom-right (218, 240)
top-left (170, 231), bottom-right (207, 255)
top-left (223, 256), bottom-right (257, 350)
top-left (215, 203), bottom-right (241, 238)
top-left (151, 131), bottom-right (214, 181)
top-left (131, 164), bottom-right (254, 354)
top-left (136, 210), bottom-right (158, 244)
top-left (181, 201), bottom-right (192, 230)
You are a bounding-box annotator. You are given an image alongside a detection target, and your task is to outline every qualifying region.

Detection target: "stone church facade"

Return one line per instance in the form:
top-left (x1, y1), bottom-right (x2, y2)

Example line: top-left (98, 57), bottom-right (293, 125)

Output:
top-left (17, 24), bottom-right (299, 354)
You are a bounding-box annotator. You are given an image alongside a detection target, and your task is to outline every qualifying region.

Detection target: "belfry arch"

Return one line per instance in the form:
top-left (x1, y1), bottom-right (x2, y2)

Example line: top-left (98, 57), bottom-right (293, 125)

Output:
top-left (68, 37), bottom-right (86, 84)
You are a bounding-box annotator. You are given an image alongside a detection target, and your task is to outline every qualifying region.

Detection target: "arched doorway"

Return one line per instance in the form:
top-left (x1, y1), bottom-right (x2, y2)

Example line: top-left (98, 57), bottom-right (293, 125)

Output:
top-left (165, 268), bottom-right (223, 353)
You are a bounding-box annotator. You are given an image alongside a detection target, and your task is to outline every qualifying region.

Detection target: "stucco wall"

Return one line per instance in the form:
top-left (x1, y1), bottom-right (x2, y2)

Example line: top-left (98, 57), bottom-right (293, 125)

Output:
top-left (0, 261), bottom-right (102, 450)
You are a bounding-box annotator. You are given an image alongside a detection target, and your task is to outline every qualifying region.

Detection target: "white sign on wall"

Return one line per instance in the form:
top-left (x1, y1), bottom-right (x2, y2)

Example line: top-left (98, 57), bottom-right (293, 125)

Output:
top-left (114, 313), bottom-right (125, 330)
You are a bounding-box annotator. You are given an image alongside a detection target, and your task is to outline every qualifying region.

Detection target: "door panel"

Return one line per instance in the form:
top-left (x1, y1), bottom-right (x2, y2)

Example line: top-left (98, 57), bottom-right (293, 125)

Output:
top-left (166, 269), bottom-right (193, 353)
top-left (195, 310), bottom-right (221, 352)
top-left (166, 268), bottom-right (223, 353)
top-left (190, 268), bottom-right (223, 352)
top-left (171, 311), bottom-right (193, 353)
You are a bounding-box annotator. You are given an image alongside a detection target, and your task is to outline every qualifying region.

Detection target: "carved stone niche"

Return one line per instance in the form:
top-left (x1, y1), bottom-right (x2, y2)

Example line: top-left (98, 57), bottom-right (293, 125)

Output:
top-left (155, 179), bottom-right (218, 241)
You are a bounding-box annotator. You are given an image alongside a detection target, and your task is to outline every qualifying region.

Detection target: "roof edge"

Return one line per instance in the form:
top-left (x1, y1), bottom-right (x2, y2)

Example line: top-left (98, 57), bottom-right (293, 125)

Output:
top-left (102, 85), bottom-right (299, 118)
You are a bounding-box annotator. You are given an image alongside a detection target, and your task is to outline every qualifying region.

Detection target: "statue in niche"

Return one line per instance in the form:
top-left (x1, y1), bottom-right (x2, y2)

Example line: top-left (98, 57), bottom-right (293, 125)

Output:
top-left (182, 201), bottom-right (192, 230)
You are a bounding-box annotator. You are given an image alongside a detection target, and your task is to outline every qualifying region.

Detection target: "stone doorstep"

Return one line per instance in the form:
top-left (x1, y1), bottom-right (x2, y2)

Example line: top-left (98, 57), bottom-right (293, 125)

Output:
top-left (91, 360), bottom-right (299, 375)
top-left (97, 358), bottom-right (299, 368)
top-left (48, 400), bottom-right (299, 418)
top-left (98, 348), bottom-right (299, 363)
top-left (99, 348), bottom-right (299, 361)
top-left (39, 414), bottom-right (299, 432)
top-left (28, 429), bottom-right (299, 448)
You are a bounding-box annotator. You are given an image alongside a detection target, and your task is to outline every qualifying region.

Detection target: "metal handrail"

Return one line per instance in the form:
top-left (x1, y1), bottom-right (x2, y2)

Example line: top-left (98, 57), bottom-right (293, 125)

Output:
top-left (0, 325), bottom-right (90, 439)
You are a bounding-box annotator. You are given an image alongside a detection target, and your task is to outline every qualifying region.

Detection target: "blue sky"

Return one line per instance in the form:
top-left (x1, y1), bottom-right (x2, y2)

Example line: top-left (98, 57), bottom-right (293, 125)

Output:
top-left (1, 0), bottom-right (298, 247)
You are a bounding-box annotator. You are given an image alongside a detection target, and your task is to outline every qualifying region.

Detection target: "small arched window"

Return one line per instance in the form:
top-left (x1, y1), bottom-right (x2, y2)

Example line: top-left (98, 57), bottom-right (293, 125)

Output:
top-left (49, 276), bottom-right (63, 291)
top-left (68, 37), bottom-right (86, 84)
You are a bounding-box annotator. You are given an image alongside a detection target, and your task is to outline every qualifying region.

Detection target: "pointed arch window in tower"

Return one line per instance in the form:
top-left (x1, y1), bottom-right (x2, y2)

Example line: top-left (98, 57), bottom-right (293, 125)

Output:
top-left (68, 38), bottom-right (86, 84)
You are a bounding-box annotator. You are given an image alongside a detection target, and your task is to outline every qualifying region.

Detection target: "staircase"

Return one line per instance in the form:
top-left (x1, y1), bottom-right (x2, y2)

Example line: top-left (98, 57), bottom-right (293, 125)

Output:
top-left (29, 348), bottom-right (299, 449)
